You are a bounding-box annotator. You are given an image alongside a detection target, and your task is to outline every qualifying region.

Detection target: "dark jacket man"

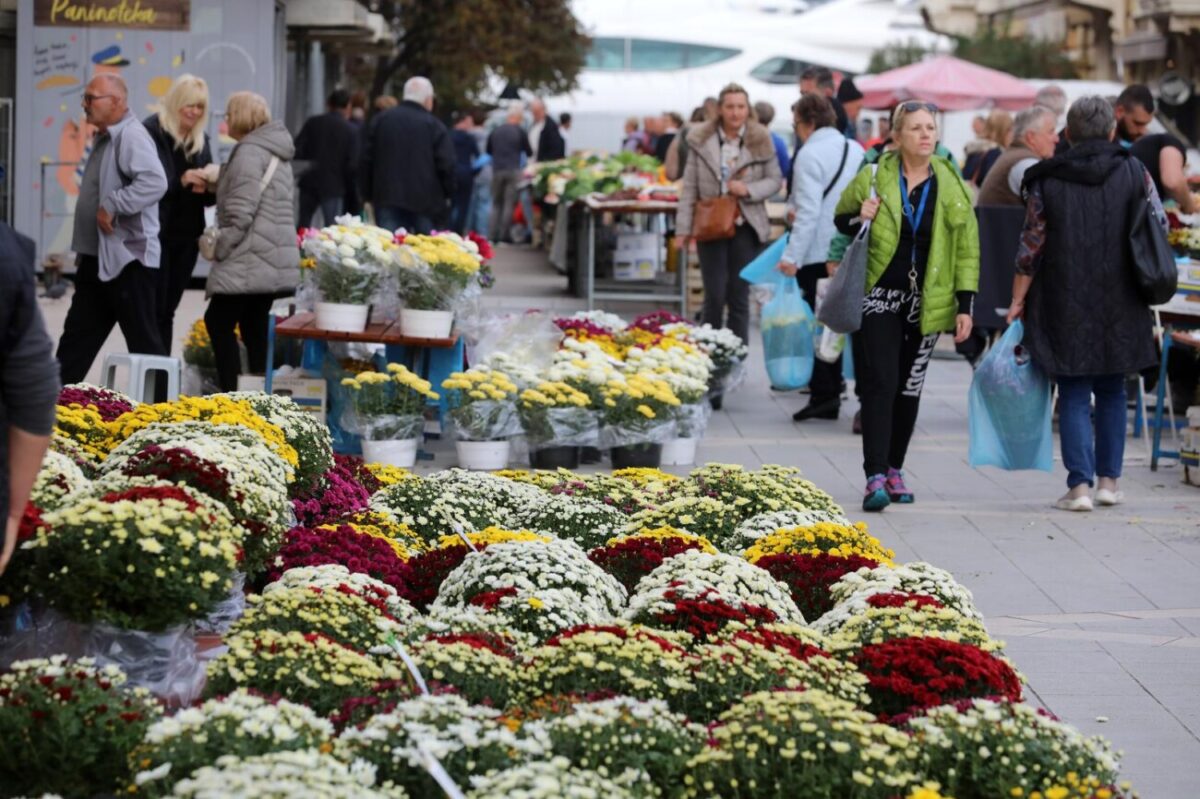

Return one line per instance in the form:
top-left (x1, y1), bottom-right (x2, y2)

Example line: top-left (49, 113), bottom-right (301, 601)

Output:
top-left (295, 93), bottom-right (357, 226)
top-left (360, 99), bottom-right (456, 226)
top-left (536, 116), bottom-right (566, 162)
top-left (0, 223), bottom-right (59, 574)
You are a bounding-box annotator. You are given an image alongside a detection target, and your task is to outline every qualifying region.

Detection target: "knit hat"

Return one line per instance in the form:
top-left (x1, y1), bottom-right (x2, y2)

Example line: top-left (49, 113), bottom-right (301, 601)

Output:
top-left (836, 78), bottom-right (863, 103)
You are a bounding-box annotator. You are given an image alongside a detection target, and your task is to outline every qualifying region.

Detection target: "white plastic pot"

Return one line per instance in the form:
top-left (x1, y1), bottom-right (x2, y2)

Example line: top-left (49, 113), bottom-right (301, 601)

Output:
top-left (399, 308), bottom-right (454, 339)
top-left (315, 302), bottom-right (370, 333)
top-left (361, 437), bottom-right (420, 468)
top-left (660, 437), bottom-right (698, 466)
top-left (456, 440), bottom-right (510, 471)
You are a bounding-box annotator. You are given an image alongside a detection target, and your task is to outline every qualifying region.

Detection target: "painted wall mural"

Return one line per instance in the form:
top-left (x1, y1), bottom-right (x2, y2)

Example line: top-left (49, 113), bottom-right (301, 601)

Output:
top-left (15, 0), bottom-right (278, 263)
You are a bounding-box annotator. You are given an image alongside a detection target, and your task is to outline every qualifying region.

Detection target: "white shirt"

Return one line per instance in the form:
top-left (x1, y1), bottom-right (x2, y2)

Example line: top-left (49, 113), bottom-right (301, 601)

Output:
top-left (1008, 157), bottom-right (1040, 198)
top-left (529, 120), bottom-right (546, 161)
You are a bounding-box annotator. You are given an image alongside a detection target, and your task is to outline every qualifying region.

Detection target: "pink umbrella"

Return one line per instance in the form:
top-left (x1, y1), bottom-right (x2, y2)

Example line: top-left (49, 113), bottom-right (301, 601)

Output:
top-left (856, 55), bottom-right (1037, 111)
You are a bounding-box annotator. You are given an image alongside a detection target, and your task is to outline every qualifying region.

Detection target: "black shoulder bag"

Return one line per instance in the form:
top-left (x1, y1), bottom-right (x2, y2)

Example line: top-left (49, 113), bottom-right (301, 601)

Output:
top-left (1126, 159), bottom-right (1178, 306)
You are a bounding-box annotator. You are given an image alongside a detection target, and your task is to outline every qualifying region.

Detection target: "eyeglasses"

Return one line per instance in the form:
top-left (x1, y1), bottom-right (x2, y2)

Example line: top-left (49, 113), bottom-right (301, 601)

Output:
top-left (82, 93), bottom-right (116, 105)
top-left (898, 101), bottom-right (939, 114)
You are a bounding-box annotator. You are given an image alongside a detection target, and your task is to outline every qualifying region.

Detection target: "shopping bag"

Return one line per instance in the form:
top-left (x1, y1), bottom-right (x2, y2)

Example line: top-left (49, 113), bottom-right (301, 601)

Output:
top-left (968, 320), bottom-right (1053, 472)
top-left (761, 279), bottom-right (815, 390)
top-left (739, 234), bottom-right (789, 287)
top-left (817, 223), bottom-right (869, 333)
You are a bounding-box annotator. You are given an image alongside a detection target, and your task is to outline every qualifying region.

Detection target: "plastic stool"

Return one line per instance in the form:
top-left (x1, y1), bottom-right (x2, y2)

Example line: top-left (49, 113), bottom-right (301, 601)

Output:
top-left (101, 353), bottom-right (181, 403)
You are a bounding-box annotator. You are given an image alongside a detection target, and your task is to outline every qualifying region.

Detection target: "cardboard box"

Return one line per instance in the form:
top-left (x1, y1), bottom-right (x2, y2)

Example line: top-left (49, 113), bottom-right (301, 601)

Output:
top-left (236, 374), bottom-right (328, 419)
top-left (614, 231), bottom-right (659, 281)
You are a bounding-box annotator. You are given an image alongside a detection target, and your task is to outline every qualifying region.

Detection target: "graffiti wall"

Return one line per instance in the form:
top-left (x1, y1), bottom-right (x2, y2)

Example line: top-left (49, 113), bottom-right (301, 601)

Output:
top-left (14, 0), bottom-right (279, 263)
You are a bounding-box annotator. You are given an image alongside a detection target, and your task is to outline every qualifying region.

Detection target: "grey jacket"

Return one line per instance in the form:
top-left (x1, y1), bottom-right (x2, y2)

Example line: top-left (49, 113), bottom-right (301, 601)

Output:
top-left (96, 111), bottom-right (168, 280)
top-left (208, 120), bottom-right (300, 297)
top-left (784, 127), bottom-right (863, 266)
top-left (676, 119), bottom-right (782, 243)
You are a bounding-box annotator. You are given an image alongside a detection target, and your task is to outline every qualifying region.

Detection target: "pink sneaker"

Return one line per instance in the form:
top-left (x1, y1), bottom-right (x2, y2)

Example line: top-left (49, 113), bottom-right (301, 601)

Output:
top-left (885, 468), bottom-right (914, 504)
top-left (863, 474), bottom-right (890, 512)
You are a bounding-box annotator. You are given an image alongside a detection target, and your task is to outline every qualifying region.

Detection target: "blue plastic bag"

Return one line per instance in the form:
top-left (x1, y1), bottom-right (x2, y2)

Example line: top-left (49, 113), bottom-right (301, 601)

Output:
top-left (968, 320), bottom-right (1053, 471)
top-left (739, 234), bottom-right (789, 287)
top-left (761, 280), bottom-right (815, 390)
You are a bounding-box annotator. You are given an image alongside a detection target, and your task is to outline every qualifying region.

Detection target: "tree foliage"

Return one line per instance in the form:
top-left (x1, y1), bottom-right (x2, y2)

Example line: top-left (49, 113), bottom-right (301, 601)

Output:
top-left (866, 20), bottom-right (1078, 79)
top-left (360, 0), bottom-right (589, 112)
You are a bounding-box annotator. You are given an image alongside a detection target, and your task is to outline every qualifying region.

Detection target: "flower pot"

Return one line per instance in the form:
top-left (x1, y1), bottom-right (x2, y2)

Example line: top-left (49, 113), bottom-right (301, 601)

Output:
top-left (609, 443), bottom-right (663, 469)
top-left (660, 437), bottom-right (698, 466)
top-left (361, 437), bottom-right (420, 468)
top-left (580, 446), bottom-right (603, 465)
top-left (530, 445), bottom-right (581, 470)
top-left (315, 301), bottom-right (370, 333)
top-left (456, 440), bottom-right (510, 470)
top-left (400, 308), bottom-right (454, 339)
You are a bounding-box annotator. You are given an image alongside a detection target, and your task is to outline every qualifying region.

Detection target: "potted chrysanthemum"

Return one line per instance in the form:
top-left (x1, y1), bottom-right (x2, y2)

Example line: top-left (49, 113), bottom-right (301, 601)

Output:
top-left (395, 231), bottom-right (492, 338)
top-left (597, 372), bottom-right (681, 469)
top-left (300, 218), bottom-right (396, 332)
top-left (441, 367), bottom-right (520, 470)
top-left (341, 363), bottom-right (439, 467)
top-left (517, 380), bottom-right (595, 469)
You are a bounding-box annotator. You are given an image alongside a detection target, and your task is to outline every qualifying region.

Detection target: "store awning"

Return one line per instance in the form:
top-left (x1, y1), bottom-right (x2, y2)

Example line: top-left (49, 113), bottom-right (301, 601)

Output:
top-left (855, 54), bottom-right (1037, 111)
top-left (285, 0), bottom-right (394, 47)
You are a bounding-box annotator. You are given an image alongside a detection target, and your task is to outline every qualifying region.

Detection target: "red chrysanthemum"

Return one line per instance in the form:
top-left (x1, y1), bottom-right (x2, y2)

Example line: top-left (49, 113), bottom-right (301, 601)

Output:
top-left (852, 636), bottom-right (1022, 723)
top-left (647, 587), bottom-right (778, 642)
top-left (865, 592), bottom-right (945, 611)
top-left (753, 553), bottom-right (881, 621)
top-left (589, 535), bottom-right (708, 593)
top-left (269, 524), bottom-right (410, 593)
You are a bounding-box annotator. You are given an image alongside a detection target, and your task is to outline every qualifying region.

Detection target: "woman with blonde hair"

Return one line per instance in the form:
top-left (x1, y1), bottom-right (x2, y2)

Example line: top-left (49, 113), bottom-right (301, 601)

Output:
top-left (143, 73), bottom-right (214, 351)
top-left (833, 101), bottom-right (979, 511)
top-left (204, 91), bottom-right (299, 391)
top-left (965, 109), bottom-right (1014, 187)
top-left (676, 82), bottom-right (782, 348)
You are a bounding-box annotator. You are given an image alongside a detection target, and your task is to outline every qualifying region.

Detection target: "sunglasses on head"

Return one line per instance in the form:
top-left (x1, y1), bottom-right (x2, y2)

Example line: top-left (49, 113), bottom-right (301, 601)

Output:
top-left (898, 101), bottom-right (939, 113)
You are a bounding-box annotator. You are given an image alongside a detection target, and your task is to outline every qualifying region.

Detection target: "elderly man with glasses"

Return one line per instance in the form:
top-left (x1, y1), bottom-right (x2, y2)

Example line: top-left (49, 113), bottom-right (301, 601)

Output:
top-left (56, 72), bottom-right (168, 384)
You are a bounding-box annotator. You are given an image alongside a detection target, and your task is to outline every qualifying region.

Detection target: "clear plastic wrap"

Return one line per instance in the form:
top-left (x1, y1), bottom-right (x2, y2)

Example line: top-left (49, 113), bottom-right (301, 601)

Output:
top-left (193, 571), bottom-right (246, 635)
top-left (520, 406), bottom-right (600, 451)
top-left (182, 364), bottom-right (222, 397)
top-left (446, 400), bottom-right (521, 442)
top-left (674, 402), bottom-right (712, 439)
top-left (369, 271), bottom-right (402, 324)
top-left (312, 253), bottom-right (382, 306)
top-left (83, 623), bottom-right (206, 707)
top-left (599, 418), bottom-right (676, 449)
top-left (339, 410), bottom-right (424, 442)
top-left (708, 358), bottom-right (748, 402)
top-left (463, 312), bottom-right (563, 372)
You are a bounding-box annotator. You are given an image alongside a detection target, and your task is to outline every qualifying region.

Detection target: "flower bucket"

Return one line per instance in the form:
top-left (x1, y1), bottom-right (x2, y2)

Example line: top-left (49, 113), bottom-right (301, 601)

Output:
top-left (530, 445), bottom-right (581, 470)
top-left (610, 443), bottom-right (663, 469)
top-left (361, 437), bottom-right (420, 468)
top-left (660, 437), bottom-right (698, 466)
top-left (580, 446), bottom-right (603, 465)
top-left (456, 440), bottom-right (510, 470)
top-left (315, 301), bottom-right (370, 333)
top-left (400, 308), bottom-right (454, 339)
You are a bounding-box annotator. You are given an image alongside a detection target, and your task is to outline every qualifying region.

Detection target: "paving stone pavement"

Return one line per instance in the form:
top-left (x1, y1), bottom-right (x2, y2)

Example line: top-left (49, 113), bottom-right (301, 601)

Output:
top-left (38, 243), bottom-right (1200, 798)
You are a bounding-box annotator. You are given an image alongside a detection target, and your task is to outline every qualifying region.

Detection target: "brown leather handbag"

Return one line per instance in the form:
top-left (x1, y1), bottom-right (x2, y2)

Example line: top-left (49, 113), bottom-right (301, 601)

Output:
top-left (691, 194), bottom-right (739, 241)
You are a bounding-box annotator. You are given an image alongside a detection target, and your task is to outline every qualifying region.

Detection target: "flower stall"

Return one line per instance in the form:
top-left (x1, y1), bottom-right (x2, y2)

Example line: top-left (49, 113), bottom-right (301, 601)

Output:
top-left (0, 389), bottom-right (1140, 799)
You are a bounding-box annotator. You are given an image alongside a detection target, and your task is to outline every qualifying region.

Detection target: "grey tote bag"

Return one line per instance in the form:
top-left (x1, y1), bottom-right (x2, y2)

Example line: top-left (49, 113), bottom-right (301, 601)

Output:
top-left (817, 165), bottom-right (877, 334)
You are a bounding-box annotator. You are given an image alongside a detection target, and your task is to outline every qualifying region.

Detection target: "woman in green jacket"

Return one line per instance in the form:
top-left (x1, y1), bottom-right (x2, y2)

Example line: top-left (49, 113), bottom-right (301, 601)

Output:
top-left (833, 102), bottom-right (980, 511)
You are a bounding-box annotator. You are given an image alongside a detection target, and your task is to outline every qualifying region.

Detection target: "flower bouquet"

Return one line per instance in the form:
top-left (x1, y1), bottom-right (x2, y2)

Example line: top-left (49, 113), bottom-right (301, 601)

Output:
top-left (300, 217), bottom-right (396, 332)
top-left (597, 373), bottom-right (681, 468)
top-left (394, 231), bottom-right (490, 338)
top-left (441, 367), bottom-right (520, 470)
top-left (180, 319), bottom-right (225, 394)
top-left (166, 750), bottom-right (403, 799)
top-left (517, 380), bottom-right (595, 468)
top-left (340, 363), bottom-right (439, 467)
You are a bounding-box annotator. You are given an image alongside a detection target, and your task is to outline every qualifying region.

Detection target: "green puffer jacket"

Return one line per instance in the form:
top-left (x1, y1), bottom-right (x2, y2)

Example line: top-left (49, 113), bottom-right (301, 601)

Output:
top-left (834, 150), bottom-right (980, 335)
top-left (826, 143), bottom-right (960, 262)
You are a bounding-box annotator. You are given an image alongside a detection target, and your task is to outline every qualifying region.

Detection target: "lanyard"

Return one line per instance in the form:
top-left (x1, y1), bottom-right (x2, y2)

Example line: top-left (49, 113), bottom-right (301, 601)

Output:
top-left (899, 169), bottom-right (932, 292)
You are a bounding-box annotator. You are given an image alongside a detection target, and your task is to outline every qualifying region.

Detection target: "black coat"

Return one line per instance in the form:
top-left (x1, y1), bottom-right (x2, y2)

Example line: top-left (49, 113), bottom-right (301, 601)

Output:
top-left (142, 114), bottom-right (214, 240)
top-left (295, 111), bottom-right (357, 199)
top-left (0, 224), bottom-right (60, 526)
top-left (537, 117), bottom-right (566, 161)
top-left (360, 101), bottom-right (456, 217)
top-left (1022, 140), bottom-right (1158, 378)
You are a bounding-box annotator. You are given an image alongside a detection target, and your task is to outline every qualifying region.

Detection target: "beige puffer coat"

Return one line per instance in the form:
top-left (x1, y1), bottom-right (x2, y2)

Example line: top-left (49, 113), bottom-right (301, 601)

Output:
top-left (676, 119), bottom-right (782, 243)
top-left (207, 120), bottom-right (299, 297)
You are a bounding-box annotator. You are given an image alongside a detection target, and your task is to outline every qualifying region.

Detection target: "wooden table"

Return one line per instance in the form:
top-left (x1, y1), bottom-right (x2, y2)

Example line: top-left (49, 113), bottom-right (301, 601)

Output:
top-left (578, 195), bottom-right (688, 312)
